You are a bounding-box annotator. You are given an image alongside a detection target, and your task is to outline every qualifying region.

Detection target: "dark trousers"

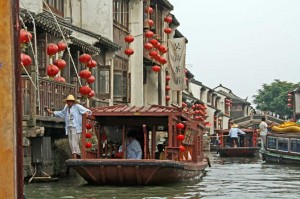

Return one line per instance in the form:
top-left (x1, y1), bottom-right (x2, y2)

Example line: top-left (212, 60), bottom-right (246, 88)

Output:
top-left (231, 137), bottom-right (238, 147)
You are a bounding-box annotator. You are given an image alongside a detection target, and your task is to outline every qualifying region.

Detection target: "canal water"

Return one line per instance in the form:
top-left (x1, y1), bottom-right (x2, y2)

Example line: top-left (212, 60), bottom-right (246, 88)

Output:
top-left (24, 153), bottom-right (300, 199)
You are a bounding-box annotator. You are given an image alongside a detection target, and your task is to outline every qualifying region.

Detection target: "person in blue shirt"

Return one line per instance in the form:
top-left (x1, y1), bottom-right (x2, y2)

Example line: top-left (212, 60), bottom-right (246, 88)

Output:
top-left (229, 124), bottom-right (245, 148)
top-left (47, 95), bottom-right (92, 159)
top-left (126, 131), bottom-right (142, 159)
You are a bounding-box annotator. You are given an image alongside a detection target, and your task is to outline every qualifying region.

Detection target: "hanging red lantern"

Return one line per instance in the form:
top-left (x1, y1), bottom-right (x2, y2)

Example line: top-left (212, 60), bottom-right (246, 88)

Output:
top-left (87, 59), bottom-right (97, 68)
top-left (80, 86), bottom-right (92, 95)
top-left (288, 93), bottom-right (292, 97)
top-left (79, 70), bottom-right (92, 79)
top-left (54, 76), bottom-right (66, 83)
top-left (47, 43), bottom-right (59, 56)
top-left (47, 64), bottom-right (59, 77)
top-left (164, 16), bottom-right (173, 23)
top-left (288, 98), bottom-right (292, 102)
top-left (154, 55), bottom-right (161, 62)
top-left (158, 45), bottom-right (167, 53)
top-left (87, 75), bottom-right (96, 84)
top-left (86, 123), bottom-right (92, 129)
top-left (144, 43), bottom-right (153, 50)
top-left (147, 19), bottom-right (154, 27)
top-left (86, 142), bottom-right (92, 148)
top-left (86, 133), bottom-right (92, 138)
top-left (288, 103), bottom-right (293, 107)
top-left (124, 35), bottom-right (134, 43)
top-left (149, 39), bottom-right (158, 46)
top-left (166, 85), bottom-right (171, 91)
top-left (145, 6), bottom-right (153, 14)
top-left (20, 53), bottom-right (32, 67)
top-left (179, 145), bottom-right (185, 152)
top-left (124, 48), bottom-right (134, 56)
top-left (19, 29), bottom-right (32, 43)
top-left (79, 53), bottom-right (92, 64)
top-left (166, 75), bottom-right (171, 81)
top-left (53, 58), bottom-right (66, 70)
top-left (88, 90), bottom-right (95, 98)
top-left (185, 69), bottom-right (188, 74)
top-left (152, 65), bottom-right (161, 72)
top-left (177, 134), bottom-right (185, 141)
top-left (57, 41), bottom-right (67, 52)
top-left (164, 27), bottom-right (172, 34)
top-left (149, 51), bottom-right (158, 57)
top-left (145, 31), bottom-right (154, 38)
top-left (159, 57), bottom-right (167, 65)
top-left (166, 95), bottom-right (171, 101)
top-left (185, 77), bottom-right (188, 81)
top-left (155, 42), bottom-right (161, 49)
top-left (176, 123), bottom-right (185, 130)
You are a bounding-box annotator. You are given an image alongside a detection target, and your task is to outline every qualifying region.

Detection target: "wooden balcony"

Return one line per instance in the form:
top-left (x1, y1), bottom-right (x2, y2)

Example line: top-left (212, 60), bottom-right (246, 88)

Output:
top-left (22, 75), bottom-right (77, 125)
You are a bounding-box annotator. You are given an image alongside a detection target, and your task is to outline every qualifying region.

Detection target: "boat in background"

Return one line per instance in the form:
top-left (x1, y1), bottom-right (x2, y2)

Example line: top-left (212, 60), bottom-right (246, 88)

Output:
top-left (216, 129), bottom-right (259, 157)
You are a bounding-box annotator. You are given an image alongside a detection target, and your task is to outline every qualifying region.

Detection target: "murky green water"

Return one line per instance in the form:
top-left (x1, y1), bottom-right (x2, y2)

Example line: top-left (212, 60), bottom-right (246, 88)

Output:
top-left (25, 153), bottom-right (300, 199)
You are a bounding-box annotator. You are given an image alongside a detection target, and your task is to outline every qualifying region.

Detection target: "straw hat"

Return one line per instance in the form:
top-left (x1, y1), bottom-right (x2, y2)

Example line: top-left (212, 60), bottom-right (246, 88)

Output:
top-left (231, 124), bottom-right (238, 128)
top-left (63, 95), bottom-right (79, 103)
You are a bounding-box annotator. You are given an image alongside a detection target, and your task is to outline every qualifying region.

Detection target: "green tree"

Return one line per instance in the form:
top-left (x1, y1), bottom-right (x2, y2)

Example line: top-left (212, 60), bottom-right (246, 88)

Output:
top-left (253, 79), bottom-right (299, 118)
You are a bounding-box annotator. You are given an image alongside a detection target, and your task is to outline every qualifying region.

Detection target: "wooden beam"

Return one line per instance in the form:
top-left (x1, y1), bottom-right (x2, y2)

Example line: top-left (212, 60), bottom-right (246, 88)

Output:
top-left (0, 0), bottom-right (23, 198)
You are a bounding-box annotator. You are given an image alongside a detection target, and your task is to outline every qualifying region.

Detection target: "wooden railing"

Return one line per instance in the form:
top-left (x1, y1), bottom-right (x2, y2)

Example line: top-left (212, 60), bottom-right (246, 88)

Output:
top-left (21, 76), bottom-right (77, 117)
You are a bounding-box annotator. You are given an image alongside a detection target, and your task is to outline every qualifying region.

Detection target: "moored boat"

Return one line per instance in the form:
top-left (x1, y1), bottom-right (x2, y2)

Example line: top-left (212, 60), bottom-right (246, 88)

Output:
top-left (66, 105), bottom-right (208, 185)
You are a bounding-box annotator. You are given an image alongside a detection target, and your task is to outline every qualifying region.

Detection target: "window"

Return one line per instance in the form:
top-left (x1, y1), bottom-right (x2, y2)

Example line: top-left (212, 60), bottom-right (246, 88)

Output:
top-left (113, 0), bottom-right (129, 29)
top-left (113, 56), bottom-right (129, 102)
top-left (113, 72), bottom-right (124, 98)
top-left (267, 136), bottom-right (277, 150)
top-left (45, 0), bottom-right (64, 16)
top-left (149, 7), bottom-right (163, 39)
top-left (278, 137), bottom-right (289, 152)
top-left (290, 139), bottom-right (300, 153)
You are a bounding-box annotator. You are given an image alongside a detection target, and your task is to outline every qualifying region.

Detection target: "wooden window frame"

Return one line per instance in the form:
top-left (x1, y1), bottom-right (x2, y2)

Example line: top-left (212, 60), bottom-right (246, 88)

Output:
top-left (44, 0), bottom-right (64, 17)
top-left (98, 65), bottom-right (111, 99)
top-left (113, 0), bottom-right (129, 31)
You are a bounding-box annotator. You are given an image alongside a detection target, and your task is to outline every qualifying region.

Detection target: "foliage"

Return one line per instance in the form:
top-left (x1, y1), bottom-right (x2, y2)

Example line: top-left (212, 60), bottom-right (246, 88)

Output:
top-left (253, 79), bottom-right (300, 117)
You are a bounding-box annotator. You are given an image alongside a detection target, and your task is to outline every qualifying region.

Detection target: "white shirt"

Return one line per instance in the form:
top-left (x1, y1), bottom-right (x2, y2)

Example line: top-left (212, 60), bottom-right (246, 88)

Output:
top-left (127, 139), bottom-right (142, 159)
top-left (259, 121), bottom-right (268, 136)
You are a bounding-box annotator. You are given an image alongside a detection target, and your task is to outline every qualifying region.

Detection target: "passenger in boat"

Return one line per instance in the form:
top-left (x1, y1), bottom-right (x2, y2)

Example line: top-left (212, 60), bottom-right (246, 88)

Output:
top-left (259, 117), bottom-right (268, 151)
top-left (46, 95), bottom-right (92, 159)
top-left (155, 144), bottom-right (165, 160)
top-left (126, 130), bottom-right (142, 159)
top-left (229, 124), bottom-right (245, 148)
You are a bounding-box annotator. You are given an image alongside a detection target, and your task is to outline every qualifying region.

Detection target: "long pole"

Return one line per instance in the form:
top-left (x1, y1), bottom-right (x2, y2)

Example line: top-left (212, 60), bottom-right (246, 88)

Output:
top-left (0, 0), bottom-right (23, 198)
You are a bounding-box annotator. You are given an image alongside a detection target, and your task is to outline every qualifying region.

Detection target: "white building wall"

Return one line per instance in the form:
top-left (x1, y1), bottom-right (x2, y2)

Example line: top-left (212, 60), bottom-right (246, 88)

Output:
top-left (20, 0), bottom-right (43, 13)
top-left (190, 83), bottom-right (201, 99)
top-left (206, 107), bottom-right (215, 135)
top-left (144, 70), bottom-right (159, 105)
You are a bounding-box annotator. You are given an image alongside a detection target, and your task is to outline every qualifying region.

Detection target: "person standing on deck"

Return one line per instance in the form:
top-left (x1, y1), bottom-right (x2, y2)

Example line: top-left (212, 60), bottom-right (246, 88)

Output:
top-left (259, 117), bottom-right (269, 151)
top-left (46, 95), bottom-right (92, 159)
top-left (229, 124), bottom-right (245, 148)
top-left (126, 131), bottom-right (142, 159)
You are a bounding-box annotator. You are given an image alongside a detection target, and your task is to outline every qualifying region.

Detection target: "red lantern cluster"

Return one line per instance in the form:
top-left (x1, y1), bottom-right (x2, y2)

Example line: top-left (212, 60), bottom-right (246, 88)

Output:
top-left (192, 104), bottom-right (207, 123)
top-left (164, 15), bottom-right (173, 35)
top-left (124, 34), bottom-right (135, 57)
top-left (287, 93), bottom-right (293, 107)
top-left (225, 98), bottom-right (233, 107)
top-left (85, 122), bottom-right (93, 149)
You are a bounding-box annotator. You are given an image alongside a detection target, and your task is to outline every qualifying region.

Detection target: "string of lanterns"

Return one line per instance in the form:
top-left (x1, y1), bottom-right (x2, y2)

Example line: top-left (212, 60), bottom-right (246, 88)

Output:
top-left (20, 29), bottom-right (33, 67)
top-left (176, 122), bottom-right (186, 152)
top-left (85, 122), bottom-right (93, 149)
top-left (287, 93), bottom-right (293, 107)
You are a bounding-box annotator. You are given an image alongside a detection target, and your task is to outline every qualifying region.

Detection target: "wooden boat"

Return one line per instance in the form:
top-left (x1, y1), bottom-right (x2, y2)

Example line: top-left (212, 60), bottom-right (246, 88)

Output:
top-left (261, 122), bottom-right (300, 164)
top-left (216, 129), bottom-right (259, 157)
top-left (66, 105), bottom-right (208, 185)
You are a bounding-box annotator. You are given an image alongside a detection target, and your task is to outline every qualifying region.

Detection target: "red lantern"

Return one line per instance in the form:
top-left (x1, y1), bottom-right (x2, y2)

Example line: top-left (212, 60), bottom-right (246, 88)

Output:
top-left (86, 123), bottom-right (92, 129)
top-left (288, 93), bottom-right (292, 97)
top-left (144, 43), bottom-right (153, 50)
top-left (164, 16), bottom-right (173, 23)
top-left (19, 29), bottom-right (32, 43)
top-left (147, 19), bottom-right (154, 27)
top-left (179, 145), bottom-right (185, 152)
top-left (86, 142), bottom-right (92, 148)
top-left (54, 76), bottom-right (66, 83)
top-left (166, 85), bottom-right (171, 91)
top-left (79, 53), bottom-right (92, 64)
top-left (124, 48), bottom-right (134, 56)
top-left (79, 70), bottom-right (92, 79)
top-left (288, 98), bottom-right (292, 102)
top-left (145, 31), bottom-right (154, 38)
top-left (177, 134), bottom-right (185, 141)
top-left (47, 43), bottom-right (59, 56)
top-left (155, 42), bottom-right (161, 49)
top-left (159, 45), bottom-right (168, 54)
top-left (192, 105), bottom-right (196, 109)
top-left (288, 103), bottom-right (293, 107)
top-left (57, 41), bottom-right (67, 52)
top-left (124, 35), bottom-right (134, 43)
top-left (159, 57), bottom-right (167, 65)
top-left (145, 6), bottom-right (153, 14)
top-left (149, 51), bottom-right (158, 57)
top-left (87, 59), bottom-right (97, 68)
top-left (154, 55), bottom-right (161, 62)
top-left (166, 95), bottom-right (171, 101)
top-left (164, 27), bottom-right (172, 34)
top-left (176, 123), bottom-right (185, 130)
top-left (79, 85), bottom-right (92, 95)
top-left (20, 53), bottom-right (32, 67)
top-left (88, 90), bottom-right (95, 98)
top-left (86, 133), bottom-right (92, 138)
top-left (47, 64), bottom-right (59, 77)
top-left (185, 77), bottom-right (188, 81)
top-left (87, 75), bottom-right (96, 84)
top-left (53, 59), bottom-right (66, 70)
top-left (149, 39), bottom-right (158, 46)
top-left (166, 75), bottom-right (171, 81)
top-left (152, 65), bottom-right (161, 72)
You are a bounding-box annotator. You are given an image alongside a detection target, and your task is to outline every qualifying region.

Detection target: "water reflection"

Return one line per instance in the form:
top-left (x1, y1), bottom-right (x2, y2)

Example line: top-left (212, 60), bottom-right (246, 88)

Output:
top-left (25, 153), bottom-right (300, 199)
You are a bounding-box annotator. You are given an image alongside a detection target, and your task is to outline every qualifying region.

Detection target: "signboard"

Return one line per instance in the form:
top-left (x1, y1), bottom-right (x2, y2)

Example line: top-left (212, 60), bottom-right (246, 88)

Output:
top-left (167, 38), bottom-right (186, 91)
top-left (182, 129), bottom-right (198, 145)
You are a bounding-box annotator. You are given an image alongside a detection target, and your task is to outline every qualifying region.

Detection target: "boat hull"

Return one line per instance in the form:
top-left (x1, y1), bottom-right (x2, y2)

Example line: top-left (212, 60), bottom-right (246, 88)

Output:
top-left (218, 147), bottom-right (259, 157)
top-left (261, 151), bottom-right (300, 164)
top-left (66, 159), bottom-right (207, 185)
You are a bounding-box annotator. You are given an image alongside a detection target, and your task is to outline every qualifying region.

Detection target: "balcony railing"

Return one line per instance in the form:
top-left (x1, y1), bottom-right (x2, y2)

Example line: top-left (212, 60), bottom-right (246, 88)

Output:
top-left (22, 76), bottom-right (77, 117)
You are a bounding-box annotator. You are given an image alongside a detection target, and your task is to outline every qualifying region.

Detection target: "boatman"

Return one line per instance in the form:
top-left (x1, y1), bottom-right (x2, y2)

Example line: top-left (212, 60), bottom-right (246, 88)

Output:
top-left (259, 117), bottom-right (268, 151)
top-left (229, 124), bottom-right (246, 148)
top-left (46, 95), bottom-right (92, 159)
